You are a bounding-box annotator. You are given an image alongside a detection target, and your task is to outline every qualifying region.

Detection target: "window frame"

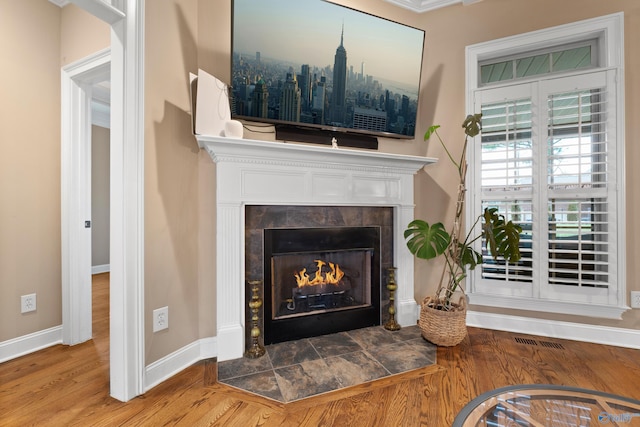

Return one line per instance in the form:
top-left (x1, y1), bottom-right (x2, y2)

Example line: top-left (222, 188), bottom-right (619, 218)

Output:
top-left (465, 13), bottom-right (627, 319)
top-left (478, 38), bottom-right (599, 86)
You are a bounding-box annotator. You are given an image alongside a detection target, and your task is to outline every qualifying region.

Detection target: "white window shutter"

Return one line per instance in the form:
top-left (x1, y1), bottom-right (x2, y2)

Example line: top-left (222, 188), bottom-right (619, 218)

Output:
top-left (539, 71), bottom-right (618, 304)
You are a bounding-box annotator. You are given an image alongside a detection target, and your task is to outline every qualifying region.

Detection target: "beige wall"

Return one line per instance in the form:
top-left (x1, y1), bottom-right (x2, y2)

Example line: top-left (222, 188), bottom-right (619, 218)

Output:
top-left (60, 3), bottom-right (111, 67)
top-left (0, 0), bottom-right (108, 343)
top-left (91, 125), bottom-right (110, 268)
top-left (0, 0), bottom-right (62, 342)
top-left (144, 0), bottom-right (202, 363)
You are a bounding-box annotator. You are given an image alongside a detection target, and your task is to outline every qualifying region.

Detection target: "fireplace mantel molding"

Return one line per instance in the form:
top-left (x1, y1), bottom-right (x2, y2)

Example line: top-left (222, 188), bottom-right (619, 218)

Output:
top-left (198, 135), bottom-right (437, 361)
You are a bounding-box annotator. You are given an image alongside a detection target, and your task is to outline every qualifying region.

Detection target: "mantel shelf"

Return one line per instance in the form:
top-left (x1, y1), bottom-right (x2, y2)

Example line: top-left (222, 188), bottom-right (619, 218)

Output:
top-left (196, 135), bottom-right (437, 173)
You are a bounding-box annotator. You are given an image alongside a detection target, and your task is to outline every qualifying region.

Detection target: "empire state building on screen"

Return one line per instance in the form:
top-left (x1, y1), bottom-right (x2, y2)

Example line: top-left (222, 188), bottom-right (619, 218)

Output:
top-left (331, 25), bottom-right (347, 125)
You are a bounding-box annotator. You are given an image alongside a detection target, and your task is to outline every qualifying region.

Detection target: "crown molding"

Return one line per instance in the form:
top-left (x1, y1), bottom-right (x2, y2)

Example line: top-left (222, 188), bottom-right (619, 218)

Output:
top-left (382, 0), bottom-right (482, 13)
top-left (49, 0), bottom-right (70, 7)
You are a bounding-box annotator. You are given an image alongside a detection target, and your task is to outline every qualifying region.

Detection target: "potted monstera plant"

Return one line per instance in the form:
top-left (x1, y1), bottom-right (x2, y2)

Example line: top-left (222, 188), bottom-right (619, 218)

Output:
top-left (404, 114), bottom-right (522, 346)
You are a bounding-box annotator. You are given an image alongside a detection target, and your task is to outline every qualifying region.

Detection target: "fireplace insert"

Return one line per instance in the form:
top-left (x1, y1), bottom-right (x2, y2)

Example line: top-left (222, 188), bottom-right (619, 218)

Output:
top-left (264, 226), bottom-right (381, 344)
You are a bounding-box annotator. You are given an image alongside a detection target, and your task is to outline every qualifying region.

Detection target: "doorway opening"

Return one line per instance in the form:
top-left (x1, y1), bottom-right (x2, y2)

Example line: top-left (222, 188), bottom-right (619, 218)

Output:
top-left (61, 0), bottom-right (145, 402)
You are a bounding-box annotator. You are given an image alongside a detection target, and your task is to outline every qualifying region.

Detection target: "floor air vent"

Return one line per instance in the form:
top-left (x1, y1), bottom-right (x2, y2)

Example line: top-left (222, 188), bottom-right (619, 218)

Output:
top-left (514, 337), bottom-right (538, 346)
top-left (539, 341), bottom-right (565, 350)
top-left (514, 337), bottom-right (565, 350)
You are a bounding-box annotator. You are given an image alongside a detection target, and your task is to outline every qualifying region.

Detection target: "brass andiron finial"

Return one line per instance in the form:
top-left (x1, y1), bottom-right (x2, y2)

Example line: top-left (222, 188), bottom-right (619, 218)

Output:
top-left (245, 280), bottom-right (266, 358)
top-left (384, 267), bottom-right (401, 331)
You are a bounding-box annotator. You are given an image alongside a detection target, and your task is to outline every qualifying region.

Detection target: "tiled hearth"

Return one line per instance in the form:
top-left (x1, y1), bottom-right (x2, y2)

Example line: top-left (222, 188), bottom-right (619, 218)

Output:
top-left (218, 325), bottom-right (436, 403)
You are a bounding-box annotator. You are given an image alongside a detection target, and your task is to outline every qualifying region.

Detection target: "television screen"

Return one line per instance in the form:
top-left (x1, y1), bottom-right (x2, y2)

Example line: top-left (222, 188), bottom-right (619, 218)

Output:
top-left (231, 0), bottom-right (425, 142)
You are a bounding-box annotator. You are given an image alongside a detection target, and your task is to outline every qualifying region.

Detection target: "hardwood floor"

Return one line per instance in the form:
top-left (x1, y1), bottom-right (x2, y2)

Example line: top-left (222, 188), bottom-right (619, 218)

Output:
top-left (1, 273), bottom-right (639, 426)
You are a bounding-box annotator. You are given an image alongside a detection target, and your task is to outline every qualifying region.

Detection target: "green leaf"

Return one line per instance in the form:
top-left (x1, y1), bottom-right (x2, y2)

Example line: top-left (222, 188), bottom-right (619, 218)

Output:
top-left (458, 243), bottom-right (482, 270)
top-left (481, 207), bottom-right (522, 263)
top-left (495, 221), bottom-right (523, 263)
top-left (404, 220), bottom-right (450, 260)
top-left (462, 113), bottom-right (482, 138)
top-left (424, 125), bottom-right (440, 141)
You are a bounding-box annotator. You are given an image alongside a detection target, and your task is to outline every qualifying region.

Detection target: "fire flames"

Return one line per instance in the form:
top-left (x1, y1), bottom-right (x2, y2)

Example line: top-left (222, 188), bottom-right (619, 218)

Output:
top-left (295, 259), bottom-right (344, 287)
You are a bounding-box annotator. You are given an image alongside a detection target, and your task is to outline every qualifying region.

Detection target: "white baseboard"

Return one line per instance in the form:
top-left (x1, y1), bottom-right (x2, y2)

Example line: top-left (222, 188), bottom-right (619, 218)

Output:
top-left (467, 310), bottom-right (640, 349)
top-left (92, 264), bottom-right (110, 275)
top-left (0, 326), bottom-right (63, 363)
top-left (144, 337), bottom-right (218, 392)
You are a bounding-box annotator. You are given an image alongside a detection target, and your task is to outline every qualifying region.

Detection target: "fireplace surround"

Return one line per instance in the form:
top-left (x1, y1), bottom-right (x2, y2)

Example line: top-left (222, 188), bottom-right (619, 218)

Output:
top-left (245, 205), bottom-right (394, 350)
top-left (199, 135), bottom-right (436, 361)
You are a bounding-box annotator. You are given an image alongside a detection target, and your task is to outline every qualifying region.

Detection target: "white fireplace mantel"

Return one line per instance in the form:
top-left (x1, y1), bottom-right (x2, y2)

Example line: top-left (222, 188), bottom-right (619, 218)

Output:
top-left (198, 135), bottom-right (436, 361)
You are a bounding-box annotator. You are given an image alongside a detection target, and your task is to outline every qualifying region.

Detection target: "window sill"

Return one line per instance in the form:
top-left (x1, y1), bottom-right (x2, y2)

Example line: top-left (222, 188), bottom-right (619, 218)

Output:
top-left (468, 293), bottom-right (630, 320)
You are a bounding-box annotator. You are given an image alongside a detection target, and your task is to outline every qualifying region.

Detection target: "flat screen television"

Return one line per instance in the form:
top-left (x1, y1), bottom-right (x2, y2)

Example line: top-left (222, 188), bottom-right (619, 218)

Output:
top-left (231, 0), bottom-right (425, 148)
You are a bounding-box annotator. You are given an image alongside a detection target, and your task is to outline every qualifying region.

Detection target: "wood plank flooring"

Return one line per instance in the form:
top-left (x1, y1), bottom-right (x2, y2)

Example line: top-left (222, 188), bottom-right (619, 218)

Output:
top-left (1, 273), bottom-right (639, 426)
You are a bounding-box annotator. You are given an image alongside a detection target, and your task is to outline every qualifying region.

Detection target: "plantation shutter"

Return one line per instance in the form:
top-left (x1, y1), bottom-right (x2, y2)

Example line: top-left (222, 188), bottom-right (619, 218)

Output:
top-left (479, 96), bottom-right (534, 285)
top-left (472, 70), bottom-right (618, 305)
top-left (540, 71), bottom-right (617, 303)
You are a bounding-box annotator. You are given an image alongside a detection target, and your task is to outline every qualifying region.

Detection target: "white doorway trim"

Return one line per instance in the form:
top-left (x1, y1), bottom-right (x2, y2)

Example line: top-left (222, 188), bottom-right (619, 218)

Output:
top-left (64, 0), bottom-right (145, 402)
top-left (61, 48), bottom-right (110, 346)
top-left (108, 0), bottom-right (145, 402)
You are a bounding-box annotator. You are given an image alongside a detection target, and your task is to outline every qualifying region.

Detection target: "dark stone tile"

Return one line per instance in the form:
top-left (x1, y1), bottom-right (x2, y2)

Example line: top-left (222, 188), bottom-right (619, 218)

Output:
top-left (362, 207), bottom-right (393, 227)
top-left (380, 230), bottom-right (394, 269)
top-left (245, 205), bottom-right (275, 229)
top-left (286, 206), bottom-right (337, 227)
top-left (338, 206), bottom-right (365, 226)
top-left (325, 351), bottom-right (389, 387)
top-left (274, 359), bottom-right (342, 402)
top-left (244, 229), bottom-right (264, 278)
top-left (389, 324), bottom-right (423, 342)
top-left (221, 370), bottom-right (284, 402)
top-left (266, 339), bottom-right (321, 369)
top-left (347, 326), bottom-right (398, 348)
top-left (404, 336), bottom-right (438, 357)
top-left (308, 332), bottom-right (362, 358)
top-left (366, 338), bottom-right (436, 375)
top-left (246, 205), bottom-right (290, 229)
top-left (217, 354), bottom-right (272, 380)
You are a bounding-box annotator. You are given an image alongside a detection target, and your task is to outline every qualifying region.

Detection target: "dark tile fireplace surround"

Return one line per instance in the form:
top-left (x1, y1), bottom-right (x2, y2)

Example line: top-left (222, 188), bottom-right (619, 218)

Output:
top-left (245, 205), bottom-right (395, 350)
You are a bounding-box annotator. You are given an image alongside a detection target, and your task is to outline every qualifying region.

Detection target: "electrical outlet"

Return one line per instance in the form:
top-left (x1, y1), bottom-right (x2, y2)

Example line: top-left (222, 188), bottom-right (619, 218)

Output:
top-left (21, 293), bottom-right (37, 313)
top-left (153, 306), bottom-right (169, 332)
top-left (631, 291), bottom-right (640, 309)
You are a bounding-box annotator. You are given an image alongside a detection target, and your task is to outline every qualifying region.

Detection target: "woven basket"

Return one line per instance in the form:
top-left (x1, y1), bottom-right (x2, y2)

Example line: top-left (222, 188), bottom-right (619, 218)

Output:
top-left (419, 295), bottom-right (467, 347)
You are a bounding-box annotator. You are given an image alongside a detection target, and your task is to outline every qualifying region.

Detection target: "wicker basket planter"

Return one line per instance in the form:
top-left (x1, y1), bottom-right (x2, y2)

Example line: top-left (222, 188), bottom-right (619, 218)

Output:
top-left (419, 296), bottom-right (467, 347)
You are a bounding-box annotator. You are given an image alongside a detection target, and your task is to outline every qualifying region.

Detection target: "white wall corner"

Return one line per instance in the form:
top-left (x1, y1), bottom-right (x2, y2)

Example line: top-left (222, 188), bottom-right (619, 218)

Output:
top-left (144, 337), bottom-right (218, 392)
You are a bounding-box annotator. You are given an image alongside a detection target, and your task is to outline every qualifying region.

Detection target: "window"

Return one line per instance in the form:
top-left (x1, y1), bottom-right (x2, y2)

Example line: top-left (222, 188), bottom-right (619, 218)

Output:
top-left (465, 14), bottom-right (626, 318)
top-left (479, 40), bottom-right (597, 85)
